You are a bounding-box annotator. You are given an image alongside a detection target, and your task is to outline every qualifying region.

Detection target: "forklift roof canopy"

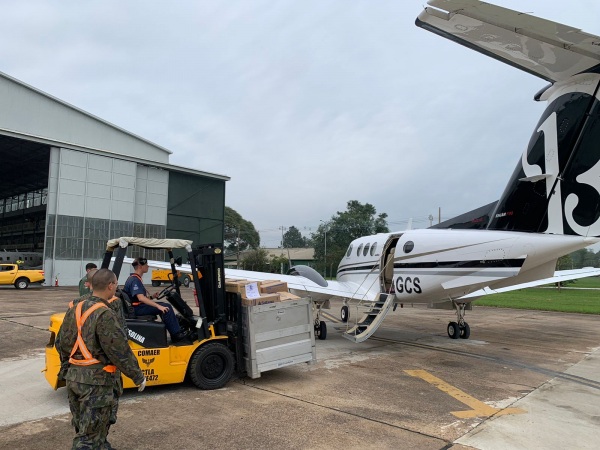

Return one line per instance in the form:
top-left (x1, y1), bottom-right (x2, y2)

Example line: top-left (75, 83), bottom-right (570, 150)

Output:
top-left (106, 237), bottom-right (193, 251)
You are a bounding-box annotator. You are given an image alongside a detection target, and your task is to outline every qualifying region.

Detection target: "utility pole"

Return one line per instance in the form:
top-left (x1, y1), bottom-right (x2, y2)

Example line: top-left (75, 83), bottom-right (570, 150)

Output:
top-left (236, 228), bottom-right (241, 269)
top-left (320, 220), bottom-right (328, 278)
top-left (280, 226), bottom-right (292, 272)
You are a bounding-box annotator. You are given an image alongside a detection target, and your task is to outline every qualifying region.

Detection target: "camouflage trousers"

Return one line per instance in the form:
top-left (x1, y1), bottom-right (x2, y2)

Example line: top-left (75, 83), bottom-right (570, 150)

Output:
top-left (67, 380), bottom-right (114, 450)
top-left (109, 373), bottom-right (123, 425)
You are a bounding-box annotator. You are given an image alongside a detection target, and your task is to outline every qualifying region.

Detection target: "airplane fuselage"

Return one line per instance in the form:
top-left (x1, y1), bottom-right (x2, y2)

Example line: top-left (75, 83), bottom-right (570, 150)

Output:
top-left (336, 229), bottom-right (598, 305)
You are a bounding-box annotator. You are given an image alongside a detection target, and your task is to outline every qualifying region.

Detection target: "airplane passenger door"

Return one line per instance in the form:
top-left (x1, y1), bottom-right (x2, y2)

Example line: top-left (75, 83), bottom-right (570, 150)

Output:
top-left (380, 236), bottom-right (401, 293)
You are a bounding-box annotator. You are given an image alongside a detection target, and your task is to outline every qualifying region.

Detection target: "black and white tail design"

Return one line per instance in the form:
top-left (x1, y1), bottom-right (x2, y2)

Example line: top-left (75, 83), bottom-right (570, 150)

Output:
top-left (417, 0), bottom-right (600, 237)
top-left (489, 74), bottom-right (600, 237)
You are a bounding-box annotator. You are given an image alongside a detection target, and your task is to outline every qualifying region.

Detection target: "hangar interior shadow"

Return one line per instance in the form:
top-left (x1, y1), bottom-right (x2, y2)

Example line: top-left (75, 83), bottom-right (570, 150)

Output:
top-left (0, 134), bottom-right (50, 253)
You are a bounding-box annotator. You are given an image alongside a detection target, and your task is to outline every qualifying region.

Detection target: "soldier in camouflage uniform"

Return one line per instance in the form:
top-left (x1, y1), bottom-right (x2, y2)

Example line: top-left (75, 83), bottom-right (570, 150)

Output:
top-left (71, 268), bottom-right (97, 306)
top-left (67, 267), bottom-right (128, 431)
top-left (56, 269), bottom-right (145, 450)
top-left (78, 262), bottom-right (97, 297)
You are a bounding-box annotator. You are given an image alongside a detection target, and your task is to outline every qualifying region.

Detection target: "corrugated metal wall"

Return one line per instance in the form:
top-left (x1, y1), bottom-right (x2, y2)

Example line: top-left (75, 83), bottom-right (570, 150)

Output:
top-left (167, 171), bottom-right (225, 249)
top-left (0, 73), bottom-right (170, 164)
top-left (44, 147), bottom-right (170, 285)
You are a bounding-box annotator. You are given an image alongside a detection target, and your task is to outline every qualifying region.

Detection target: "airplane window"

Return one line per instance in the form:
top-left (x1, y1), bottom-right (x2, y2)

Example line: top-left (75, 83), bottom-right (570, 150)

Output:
top-left (370, 242), bottom-right (377, 256)
top-left (357, 244), bottom-right (363, 256)
top-left (363, 243), bottom-right (370, 256)
top-left (346, 245), bottom-right (353, 257)
top-left (403, 241), bottom-right (414, 253)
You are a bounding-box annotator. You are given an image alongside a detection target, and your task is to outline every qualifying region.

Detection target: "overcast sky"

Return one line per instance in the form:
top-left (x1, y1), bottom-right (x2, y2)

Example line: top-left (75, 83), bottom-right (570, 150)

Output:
top-left (1, 1), bottom-right (598, 247)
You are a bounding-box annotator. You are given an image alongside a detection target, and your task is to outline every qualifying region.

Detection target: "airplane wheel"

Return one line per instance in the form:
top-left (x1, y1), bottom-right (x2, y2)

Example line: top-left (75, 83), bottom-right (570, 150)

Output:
top-left (447, 321), bottom-right (460, 339)
top-left (341, 306), bottom-right (349, 323)
top-left (318, 321), bottom-right (327, 340)
top-left (188, 342), bottom-right (234, 390)
top-left (460, 322), bottom-right (470, 339)
top-left (151, 280), bottom-right (161, 287)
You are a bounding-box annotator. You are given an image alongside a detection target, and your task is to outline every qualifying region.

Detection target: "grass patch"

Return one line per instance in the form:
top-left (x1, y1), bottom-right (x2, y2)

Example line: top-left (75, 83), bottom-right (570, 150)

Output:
top-left (566, 277), bottom-right (600, 289)
top-left (475, 285), bottom-right (600, 314)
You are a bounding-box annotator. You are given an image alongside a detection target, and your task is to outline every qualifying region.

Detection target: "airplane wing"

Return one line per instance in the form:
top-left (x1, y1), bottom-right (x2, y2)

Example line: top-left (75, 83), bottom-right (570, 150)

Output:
top-left (416, 0), bottom-right (600, 82)
top-left (123, 258), bottom-right (378, 303)
top-left (460, 267), bottom-right (600, 299)
top-left (226, 269), bottom-right (377, 302)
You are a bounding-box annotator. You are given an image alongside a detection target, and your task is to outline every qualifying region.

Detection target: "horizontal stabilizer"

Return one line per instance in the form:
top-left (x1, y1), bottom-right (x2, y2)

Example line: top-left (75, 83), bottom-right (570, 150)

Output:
top-left (519, 174), bottom-right (552, 183)
top-left (416, 0), bottom-right (600, 82)
top-left (460, 267), bottom-right (600, 299)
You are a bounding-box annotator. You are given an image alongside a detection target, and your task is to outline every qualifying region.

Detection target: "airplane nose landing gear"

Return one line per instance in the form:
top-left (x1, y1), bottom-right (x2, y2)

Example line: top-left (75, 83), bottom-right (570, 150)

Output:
top-left (340, 305), bottom-right (349, 323)
top-left (448, 302), bottom-right (470, 339)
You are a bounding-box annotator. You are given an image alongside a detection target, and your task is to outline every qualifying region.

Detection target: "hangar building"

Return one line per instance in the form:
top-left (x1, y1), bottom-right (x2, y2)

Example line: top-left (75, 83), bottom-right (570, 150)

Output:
top-left (0, 71), bottom-right (229, 285)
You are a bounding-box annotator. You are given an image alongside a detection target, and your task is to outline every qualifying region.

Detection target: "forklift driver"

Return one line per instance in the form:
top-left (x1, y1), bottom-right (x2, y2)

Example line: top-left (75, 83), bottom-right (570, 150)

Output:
top-left (123, 257), bottom-right (190, 343)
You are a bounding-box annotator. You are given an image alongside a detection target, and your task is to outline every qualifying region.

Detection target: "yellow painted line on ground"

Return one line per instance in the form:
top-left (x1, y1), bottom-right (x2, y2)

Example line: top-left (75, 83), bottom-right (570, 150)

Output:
top-left (405, 369), bottom-right (526, 418)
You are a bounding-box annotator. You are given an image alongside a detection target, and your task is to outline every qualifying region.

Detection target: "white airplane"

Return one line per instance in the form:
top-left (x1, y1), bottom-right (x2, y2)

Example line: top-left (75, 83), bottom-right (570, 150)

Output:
top-left (132, 0), bottom-right (600, 342)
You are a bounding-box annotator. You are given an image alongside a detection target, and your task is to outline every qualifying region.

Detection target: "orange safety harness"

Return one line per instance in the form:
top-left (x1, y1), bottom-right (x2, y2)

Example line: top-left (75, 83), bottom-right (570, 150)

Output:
top-left (129, 274), bottom-right (145, 306)
top-left (69, 295), bottom-right (119, 309)
top-left (68, 301), bottom-right (117, 373)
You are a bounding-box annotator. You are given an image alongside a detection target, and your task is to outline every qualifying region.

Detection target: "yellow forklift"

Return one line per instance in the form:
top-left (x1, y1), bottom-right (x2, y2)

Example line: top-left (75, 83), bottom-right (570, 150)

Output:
top-left (44, 237), bottom-right (244, 390)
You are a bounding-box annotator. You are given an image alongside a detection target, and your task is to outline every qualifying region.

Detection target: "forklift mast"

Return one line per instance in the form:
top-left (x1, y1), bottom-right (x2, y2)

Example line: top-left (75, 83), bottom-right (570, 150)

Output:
top-left (191, 243), bottom-right (227, 336)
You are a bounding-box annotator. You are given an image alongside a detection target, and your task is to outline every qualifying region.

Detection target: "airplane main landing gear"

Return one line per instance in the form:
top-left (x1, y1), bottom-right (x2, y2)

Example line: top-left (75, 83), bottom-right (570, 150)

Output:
top-left (313, 302), bottom-right (327, 340)
top-left (315, 318), bottom-right (327, 340)
top-left (448, 302), bottom-right (470, 340)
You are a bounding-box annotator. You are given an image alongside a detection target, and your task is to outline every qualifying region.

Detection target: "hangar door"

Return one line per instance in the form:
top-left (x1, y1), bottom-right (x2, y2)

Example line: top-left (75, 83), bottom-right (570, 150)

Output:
top-left (45, 148), bottom-right (169, 284)
top-left (0, 135), bottom-right (50, 258)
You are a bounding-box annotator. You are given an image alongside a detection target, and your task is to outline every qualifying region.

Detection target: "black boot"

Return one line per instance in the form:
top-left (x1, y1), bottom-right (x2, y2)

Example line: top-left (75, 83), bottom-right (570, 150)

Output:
top-left (172, 330), bottom-right (191, 343)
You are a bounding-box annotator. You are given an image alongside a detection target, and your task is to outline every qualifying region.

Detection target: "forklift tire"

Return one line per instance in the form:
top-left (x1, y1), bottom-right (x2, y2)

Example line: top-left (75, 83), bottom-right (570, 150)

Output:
top-left (183, 277), bottom-right (190, 288)
top-left (151, 280), bottom-right (161, 287)
top-left (188, 342), bottom-right (235, 390)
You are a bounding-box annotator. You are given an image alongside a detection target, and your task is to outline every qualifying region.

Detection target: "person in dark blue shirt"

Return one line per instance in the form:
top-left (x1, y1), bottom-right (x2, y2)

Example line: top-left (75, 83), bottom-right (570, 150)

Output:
top-left (123, 257), bottom-right (189, 342)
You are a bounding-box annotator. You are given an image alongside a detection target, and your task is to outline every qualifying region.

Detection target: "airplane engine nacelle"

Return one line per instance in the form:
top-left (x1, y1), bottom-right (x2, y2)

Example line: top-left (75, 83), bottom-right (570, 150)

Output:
top-left (287, 265), bottom-right (328, 287)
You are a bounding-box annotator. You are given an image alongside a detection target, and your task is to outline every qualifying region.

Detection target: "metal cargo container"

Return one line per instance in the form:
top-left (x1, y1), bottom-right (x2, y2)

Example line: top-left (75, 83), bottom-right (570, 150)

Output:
top-left (243, 298), bottom-right (316, 379)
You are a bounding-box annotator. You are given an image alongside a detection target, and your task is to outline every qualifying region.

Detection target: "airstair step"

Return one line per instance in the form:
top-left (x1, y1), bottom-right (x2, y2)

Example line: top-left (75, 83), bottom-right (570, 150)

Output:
top-left (342, 293), bottom-right (395, 343)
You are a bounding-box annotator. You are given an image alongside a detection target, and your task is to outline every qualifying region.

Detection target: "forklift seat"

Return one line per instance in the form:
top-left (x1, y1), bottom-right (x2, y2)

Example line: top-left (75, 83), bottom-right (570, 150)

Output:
top-left (118, 289), bottom-right (158, 321)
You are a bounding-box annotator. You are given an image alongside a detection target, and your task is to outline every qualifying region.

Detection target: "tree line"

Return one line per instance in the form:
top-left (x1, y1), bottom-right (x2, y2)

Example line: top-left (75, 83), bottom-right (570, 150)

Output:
top-left (224, 200), bottom-right (389, 275)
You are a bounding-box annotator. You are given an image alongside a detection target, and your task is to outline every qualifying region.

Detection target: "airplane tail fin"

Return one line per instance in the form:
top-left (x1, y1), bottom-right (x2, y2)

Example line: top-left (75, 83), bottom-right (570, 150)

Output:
top-left (418, 0), bottom-right (600, 238)
top-left (487, 72), bottom-right (600, 237)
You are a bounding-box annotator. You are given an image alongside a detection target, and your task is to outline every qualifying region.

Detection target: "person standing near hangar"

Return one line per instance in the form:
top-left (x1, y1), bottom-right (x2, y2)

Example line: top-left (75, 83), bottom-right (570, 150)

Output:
top-left (56, 268), bottom-right (146, 449)
top-left (67, 267), bottom-right (129, 435)
top-left (78, 262), bottom-right (98, 296)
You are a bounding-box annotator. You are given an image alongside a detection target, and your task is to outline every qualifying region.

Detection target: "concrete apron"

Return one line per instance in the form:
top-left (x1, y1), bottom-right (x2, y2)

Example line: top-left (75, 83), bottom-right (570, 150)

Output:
top-left (456, 346), bottom-right (600, 450)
